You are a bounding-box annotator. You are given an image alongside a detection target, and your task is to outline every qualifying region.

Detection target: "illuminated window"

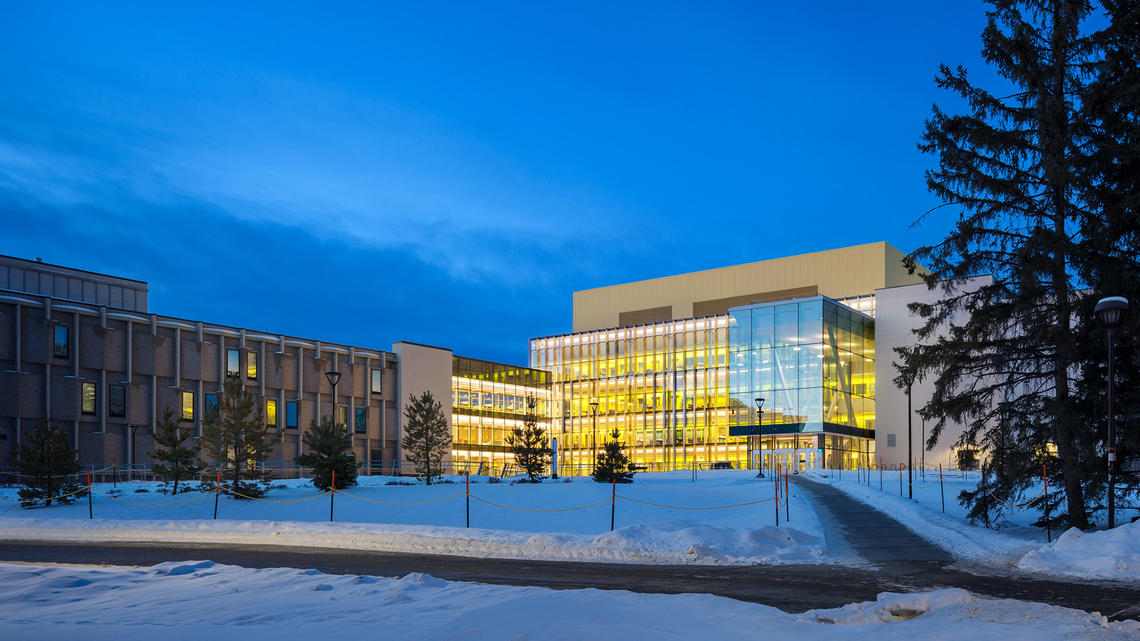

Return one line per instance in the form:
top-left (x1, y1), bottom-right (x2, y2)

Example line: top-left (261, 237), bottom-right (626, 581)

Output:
top-left (109, 384), bottom-right (126, 417)
top-left (336, 405), bottom-right (348, 428)
top-left (371, 369), bottom-right (383, 394)
top-left (181, 391), bottom-right (195, 421)
top-left (285, 401), bottom-right (298, 429)
top-left (226, 349), bottom-right (240, 377)
top-left (247, 351), bottom-right (258, 380)
top-left (355, 407), bottom-right (367, 433)
top-left (53, 325), bottom-right (70, 358)
top-left (266, 399), bottom-right (277, 427)
top-left (81, 382), bottom-right (96, 415)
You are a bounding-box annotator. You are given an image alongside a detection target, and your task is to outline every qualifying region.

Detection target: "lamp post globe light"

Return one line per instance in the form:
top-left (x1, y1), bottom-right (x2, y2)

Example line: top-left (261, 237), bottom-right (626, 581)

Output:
top-left (1094, 296), bottom-right (1128, 529)
top-left (900, 367), bottom-right (914, 500)
top-left (324, 370), bottom-right (342, 427)
top-left (590, 401), bottom-right (600, 475)
top-left (754, 397), bottom-right (765, 478)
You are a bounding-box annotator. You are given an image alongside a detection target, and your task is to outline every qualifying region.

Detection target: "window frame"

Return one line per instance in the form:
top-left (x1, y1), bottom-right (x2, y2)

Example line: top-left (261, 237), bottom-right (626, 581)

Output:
top-left (266, 399), bottom-right (277, 428)
top-left (226, 349), bottom-right (240, 377)
top-left (370, 368), bottom-right (383, 394)
top-left (109, 384), bottom-right (126, 417)
top-left (247, 350), bottom-right (258, 380)
top-left (336, 405), bottom-right (348, 428)
top-left (53, 324), bottom-right (70, 359)
top-left (181, 391), bottom-right (195, 422)
top-left (285, 401), bottom-right (299, 429)
top-left (81, 381), bottom-right (97, 415)
top-left (354, 407), bottom-right (367, 434)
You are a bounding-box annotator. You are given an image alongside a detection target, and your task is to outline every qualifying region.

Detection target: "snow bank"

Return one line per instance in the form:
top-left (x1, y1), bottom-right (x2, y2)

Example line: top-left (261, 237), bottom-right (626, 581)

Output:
top-left (1017, 520), bottom-right (1140, 582)
top-left (0, 561), bottom-right (1135, 641)
top-left (0, 515), bottom-right (823, 566)
top-left (0, 471), bottom-right (833, 566)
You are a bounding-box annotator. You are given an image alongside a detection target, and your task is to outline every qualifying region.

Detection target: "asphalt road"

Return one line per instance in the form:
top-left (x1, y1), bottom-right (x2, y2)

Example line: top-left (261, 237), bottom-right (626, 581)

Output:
top-left (2, 540), bottom-right (1138, 620)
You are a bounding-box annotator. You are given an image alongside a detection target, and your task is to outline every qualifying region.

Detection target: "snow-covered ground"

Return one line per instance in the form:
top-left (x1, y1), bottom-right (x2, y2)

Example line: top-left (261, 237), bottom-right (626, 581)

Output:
top-left (0, 561), bottom-right (1134, 641)
top-left (0, 470), bottom-right (831, 565)
top-left (807, 470), bottom-right (1140, 582)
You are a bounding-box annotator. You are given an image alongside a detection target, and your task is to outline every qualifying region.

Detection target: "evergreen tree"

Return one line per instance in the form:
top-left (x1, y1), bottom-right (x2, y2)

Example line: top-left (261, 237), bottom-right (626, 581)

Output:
top-left (295, 415), bottom-right (358, 491)
top-left (16, 421), bottom-right (85, 508)
top-left (592, 429), bottom-right (633, 484)
top-left (150, 408), bottom-right (204, 495)
top-left (200, 376), bottom-right (279, 498)
top-left (506, 397), bottom-right (550, 482)
top-left (1072, 0), bottom-right (1140, 518)
top-left (401, 391), bottom-right (450, 485)
top-left (902, 0), bottom-right (1119, 529)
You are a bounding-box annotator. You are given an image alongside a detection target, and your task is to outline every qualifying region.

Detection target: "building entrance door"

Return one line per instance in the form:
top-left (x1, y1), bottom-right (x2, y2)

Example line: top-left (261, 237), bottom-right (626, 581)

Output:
top-left (766, 449), bottom-right (815, 472)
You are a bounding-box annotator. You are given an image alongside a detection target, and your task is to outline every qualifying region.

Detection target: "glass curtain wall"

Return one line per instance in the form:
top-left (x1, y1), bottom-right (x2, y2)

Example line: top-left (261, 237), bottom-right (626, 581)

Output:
top-left (530, 316), bottom-right (741, 475)
top-left (451, 357), bottom-right (551, 475)
top-left (728, 297), bottom-right (875, 470)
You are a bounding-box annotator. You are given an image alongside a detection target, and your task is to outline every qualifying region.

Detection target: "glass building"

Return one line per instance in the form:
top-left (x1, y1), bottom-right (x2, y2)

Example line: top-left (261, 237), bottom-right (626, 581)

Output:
top-left (450, 356), bottom-right (551, 475)
top-left (530, 296), bottom-right (875, 474)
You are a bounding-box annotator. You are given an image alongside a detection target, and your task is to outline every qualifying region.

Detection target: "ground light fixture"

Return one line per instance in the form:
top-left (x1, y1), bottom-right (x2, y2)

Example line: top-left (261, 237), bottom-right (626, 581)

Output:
top-left (590, 401), bottom-right (600, 475)
top-left (754, 397), bottom-right (765, 478)
top-left (324, 370), bottom-right (342, 427)
top-left (900, 367), bottom-right (915, 500)
top-left (1094, 296), bottom-right (1128, 529)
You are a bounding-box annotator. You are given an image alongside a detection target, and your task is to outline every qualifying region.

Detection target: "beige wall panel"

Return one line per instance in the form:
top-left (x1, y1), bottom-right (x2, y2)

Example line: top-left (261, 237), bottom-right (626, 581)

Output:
top-left (573, 242), bottom-right (926, 332)
top-left (392, 341), bottom-right (453, 474)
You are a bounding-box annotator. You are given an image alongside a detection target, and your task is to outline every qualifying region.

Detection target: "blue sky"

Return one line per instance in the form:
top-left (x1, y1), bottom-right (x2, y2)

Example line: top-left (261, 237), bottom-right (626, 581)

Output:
top-left (1, 1), bottom-right (1002, 364)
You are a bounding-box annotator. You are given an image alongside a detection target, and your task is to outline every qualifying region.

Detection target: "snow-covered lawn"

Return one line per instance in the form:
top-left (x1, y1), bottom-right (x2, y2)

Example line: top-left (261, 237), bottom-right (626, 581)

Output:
top-left (807, 470), bottom-right (1140, 582)
top-left (0, 470), bottom-right (829, 565)
top-left (0, 561), bottom-right (1135, 641)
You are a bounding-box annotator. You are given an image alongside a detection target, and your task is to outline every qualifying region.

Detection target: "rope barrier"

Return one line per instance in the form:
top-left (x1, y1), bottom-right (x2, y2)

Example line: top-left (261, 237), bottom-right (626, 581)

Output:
top-left (337, 490), bottom-right (467, 506)
top-left (90, 487), bottom-right (215, 507)
top-left (468, 495), bottom-right (612, 512)
top-left (0, 485), bottom-right (90, 503)
top-left (220, 487), bottom-right (333, 504)
top-left (616, 495), bottom-right (776, 510)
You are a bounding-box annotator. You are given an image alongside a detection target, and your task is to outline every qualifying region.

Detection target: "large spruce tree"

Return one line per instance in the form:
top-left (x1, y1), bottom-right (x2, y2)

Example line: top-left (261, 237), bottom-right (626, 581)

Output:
top-left (401, 391), bottom-right (450, 485)
top-left (1073, 0), bottom-right (1140, 516)
top-left (592, 429), bottom-right (633, 484)
top-left (150, 408), bottom-right (204, 495)
top-left (901, 0), bottom-right (1104, 528)
top-left (201, 376), bottom-right (279, 498)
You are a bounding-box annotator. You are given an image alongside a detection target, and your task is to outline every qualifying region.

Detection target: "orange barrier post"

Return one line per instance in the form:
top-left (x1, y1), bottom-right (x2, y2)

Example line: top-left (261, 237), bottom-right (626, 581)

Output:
top-left (213, 470), bottom-right (221, 520)
top-left (879, 457), bottom-right (883, 491)
top-left (329, 469), bottom-right (336, 522)
top-left (112, 454), bottom-right (117, 489)
top-left (899, 463), bottom-right (903, 497)
top-left (1043, 463), bottom-right (1051, 543)
top-left (87, 469), bottom-right (93, 519)
top-left (939, 464), bottom-right (945, 513)
top-left (465, 471), bottom-right (470, 528)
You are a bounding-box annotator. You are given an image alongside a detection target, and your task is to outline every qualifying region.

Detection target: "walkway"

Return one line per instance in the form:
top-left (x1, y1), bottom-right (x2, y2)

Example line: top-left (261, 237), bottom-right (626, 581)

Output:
top-left (791, 475), bottom-right (953, 568)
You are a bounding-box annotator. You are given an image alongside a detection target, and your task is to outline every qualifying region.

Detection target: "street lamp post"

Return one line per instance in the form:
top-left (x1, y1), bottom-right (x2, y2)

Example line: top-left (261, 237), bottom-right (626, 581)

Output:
top-left (1094, 296), bottom-right (1129, 530)
top-left (755, 397), bottom-right (765, 478)
top-left (324, 370), bottom-right (342, 428)
top-left (901, 367), bottom-right (915, 500)
top-left (590, 401), bottom-right (600, 475)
